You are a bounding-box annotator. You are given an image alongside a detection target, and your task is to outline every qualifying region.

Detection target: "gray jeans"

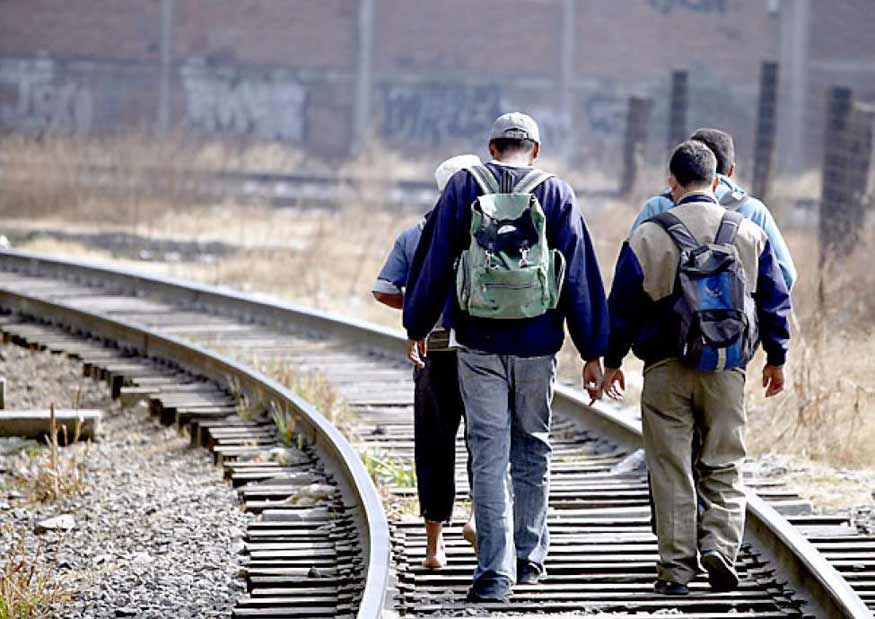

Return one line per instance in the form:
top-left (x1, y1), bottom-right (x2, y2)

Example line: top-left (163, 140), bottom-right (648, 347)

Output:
top-left (457, 349), bottom-right (556, 597)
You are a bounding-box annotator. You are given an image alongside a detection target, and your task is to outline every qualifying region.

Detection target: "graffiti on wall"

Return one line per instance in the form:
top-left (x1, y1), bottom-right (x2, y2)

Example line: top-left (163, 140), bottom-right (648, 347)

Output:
top-left (0, 56), bottom-right (93, 135)
top-left (648, 0), bottom-right (727, 14)
top-left (584, 93), bottom-right (627, 139)
top-left (181, 59), bottom-right (307, 142)
top-left (381, 83), bottom-right (502, 146)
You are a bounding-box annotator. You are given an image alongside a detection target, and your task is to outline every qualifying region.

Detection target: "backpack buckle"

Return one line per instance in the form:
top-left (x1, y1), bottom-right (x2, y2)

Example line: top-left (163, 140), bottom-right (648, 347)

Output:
top-left (519, 247), bottom-right (530, 267)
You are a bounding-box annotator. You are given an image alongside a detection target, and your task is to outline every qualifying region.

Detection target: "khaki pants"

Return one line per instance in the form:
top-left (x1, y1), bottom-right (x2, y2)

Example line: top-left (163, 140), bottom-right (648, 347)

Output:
top-left (641, 359), bottom-right (747, 584)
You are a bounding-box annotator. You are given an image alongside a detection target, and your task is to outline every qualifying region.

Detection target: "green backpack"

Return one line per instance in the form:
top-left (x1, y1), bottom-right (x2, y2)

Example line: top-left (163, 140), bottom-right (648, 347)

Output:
top-left (455, 165), bottom-right (566, 320)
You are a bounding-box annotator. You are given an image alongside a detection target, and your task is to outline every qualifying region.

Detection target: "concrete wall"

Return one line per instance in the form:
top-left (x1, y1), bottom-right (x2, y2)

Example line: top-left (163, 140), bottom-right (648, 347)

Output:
top-left (1, 0), bottom-right (864, 172)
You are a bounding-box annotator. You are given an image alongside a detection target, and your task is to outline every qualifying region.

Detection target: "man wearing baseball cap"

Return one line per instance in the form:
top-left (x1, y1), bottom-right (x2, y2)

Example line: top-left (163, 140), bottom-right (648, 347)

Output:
top-left (404, 112), bottom-right (609, 602)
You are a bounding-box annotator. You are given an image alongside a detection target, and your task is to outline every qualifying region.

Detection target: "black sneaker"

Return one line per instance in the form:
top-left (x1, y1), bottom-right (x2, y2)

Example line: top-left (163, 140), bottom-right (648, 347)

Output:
top-left (465, 587), bottom-right (509, 604)
top-left (654, 580), bottom-right (689, 596)
top-left (701, 550), bottom-right (739, 592)
top-left (517, 560), bottom-right (545, 585)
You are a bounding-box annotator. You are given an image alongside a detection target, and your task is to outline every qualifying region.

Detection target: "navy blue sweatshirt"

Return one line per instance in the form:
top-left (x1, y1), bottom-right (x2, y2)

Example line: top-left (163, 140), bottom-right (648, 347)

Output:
top-left (605, 197), bottom-right (792, 369)
top-left (403, 162), bottom-right (609, 360)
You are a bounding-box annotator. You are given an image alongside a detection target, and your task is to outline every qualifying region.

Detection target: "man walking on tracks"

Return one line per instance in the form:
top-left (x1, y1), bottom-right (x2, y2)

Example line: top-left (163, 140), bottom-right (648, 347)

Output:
top-left (631, 128), bottom-right (796, 291)
top-left (602, 140), bottom-right (791, 595)
top-left (404, 113), bottom-right (609, 603)
top-left (372, 154), bottom-right (481, 569)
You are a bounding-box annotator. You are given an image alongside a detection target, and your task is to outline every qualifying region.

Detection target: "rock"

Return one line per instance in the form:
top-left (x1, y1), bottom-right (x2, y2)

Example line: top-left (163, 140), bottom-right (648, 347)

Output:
top-left (35, 514), bottom-right (76, 534)
top-left (131, 551), bottom-right (153, 564)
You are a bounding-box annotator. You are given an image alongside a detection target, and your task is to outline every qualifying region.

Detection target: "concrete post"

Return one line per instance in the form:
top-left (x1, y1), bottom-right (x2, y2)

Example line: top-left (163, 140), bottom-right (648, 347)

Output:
top-left (559, 0), bottom-right (577, 160)
top-left (668, 70), bottom-right (688, 150)
top-left (621, 96), bottom-right (653, 195)
top-left (158, 0), bottom-right (175, 135)
top-left (353, 0), bottom-right (376, 153)
top-left (777, 0), bottom-right (810, 174)
top-left (819, 86), bottom-right (853, 261)
top-left (753, 61), bottom-right (779, 201)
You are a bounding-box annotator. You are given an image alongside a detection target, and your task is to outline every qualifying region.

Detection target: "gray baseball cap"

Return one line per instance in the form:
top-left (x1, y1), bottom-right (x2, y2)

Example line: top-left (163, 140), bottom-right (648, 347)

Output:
top-left (489, 112), bottom-right (541, 144)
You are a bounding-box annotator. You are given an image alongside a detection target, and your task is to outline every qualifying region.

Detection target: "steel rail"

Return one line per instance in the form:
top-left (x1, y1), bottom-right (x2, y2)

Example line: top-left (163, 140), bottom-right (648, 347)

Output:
top-left (0, 251), bottom-right (391, 619)
top-left (0, 247), bottom-right (871, 618)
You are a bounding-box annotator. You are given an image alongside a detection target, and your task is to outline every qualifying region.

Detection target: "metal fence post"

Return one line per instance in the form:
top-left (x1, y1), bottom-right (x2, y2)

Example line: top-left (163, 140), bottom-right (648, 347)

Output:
top-left (621, 96), bottom-right (653, 195)
top-left (753, 61), bottom-right (779, 200)
top-left (668, 70), bottom-right (688, 150)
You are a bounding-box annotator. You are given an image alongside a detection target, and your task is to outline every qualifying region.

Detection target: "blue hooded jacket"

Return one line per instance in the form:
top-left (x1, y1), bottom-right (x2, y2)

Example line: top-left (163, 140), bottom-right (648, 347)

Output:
top-left (630, 175), bottom-right (797, 290)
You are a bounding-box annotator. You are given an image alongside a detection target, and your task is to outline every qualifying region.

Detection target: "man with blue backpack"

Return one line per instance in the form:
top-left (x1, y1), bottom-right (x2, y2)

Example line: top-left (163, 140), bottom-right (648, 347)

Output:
top-left (403, 112), bottom-right (610, 603)
top-left (602, 140), bottom-right (791, 595)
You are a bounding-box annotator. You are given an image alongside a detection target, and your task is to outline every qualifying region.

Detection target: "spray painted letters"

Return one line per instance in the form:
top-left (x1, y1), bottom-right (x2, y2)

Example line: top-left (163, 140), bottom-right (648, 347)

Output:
top-left (648, 0), bottom-right (727, 14)
top-left (181, 59), bottom-right (307, 142)
top-left (0, 56), bottom-right (93, 135)
top-left (381, 83), bottom-right (501, 146)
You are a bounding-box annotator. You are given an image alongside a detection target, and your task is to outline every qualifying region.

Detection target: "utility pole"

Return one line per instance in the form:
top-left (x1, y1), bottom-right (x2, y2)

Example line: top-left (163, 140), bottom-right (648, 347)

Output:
top-left (158, 0), bottom-right (175, 135)
top-left (353, 0), bottom-right (376, 153)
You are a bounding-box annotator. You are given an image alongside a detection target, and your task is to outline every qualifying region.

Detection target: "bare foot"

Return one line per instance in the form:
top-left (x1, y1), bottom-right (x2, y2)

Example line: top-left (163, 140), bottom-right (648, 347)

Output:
top-left (423, 520), bottom-right (446, 569)
top-left (462, 519), bottom-right (477, 556)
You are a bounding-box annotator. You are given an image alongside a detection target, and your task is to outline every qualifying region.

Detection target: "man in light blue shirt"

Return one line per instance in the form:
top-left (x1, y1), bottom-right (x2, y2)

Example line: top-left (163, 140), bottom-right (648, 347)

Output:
top-left (630, 128), bottom-right (796, 291)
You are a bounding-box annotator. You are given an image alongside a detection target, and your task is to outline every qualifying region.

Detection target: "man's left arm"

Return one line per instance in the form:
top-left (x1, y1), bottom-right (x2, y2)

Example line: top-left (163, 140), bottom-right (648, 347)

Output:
top-left (753, 239), bottom-right (792, 396)
top-left (553, 186), bottom-right (609, 362)
top-left (751, 201), bottom-right (797, 291)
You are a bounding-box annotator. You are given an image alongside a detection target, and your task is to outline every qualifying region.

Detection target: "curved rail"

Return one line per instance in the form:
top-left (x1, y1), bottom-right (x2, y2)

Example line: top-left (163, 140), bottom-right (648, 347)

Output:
top-left (0, 249), bottom-right (390, 619)
top-left (0, 247), bottom-right (871, 618)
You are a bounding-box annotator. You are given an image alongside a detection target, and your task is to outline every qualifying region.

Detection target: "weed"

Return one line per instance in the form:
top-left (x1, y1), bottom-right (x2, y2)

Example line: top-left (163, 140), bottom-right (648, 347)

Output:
top-left (253, 359), bottom-right (352, 438)
top-left (19, 404), bottom-right (88, 504)
top-left (0, 525), bottom-right (73, 618)
top-left (359, 447), bottom-right (416, 489)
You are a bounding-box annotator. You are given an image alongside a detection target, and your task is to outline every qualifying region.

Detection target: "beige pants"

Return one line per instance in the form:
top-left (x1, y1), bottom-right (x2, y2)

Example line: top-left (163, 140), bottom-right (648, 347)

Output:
top-left (641, 359), bottom-right (747, 584)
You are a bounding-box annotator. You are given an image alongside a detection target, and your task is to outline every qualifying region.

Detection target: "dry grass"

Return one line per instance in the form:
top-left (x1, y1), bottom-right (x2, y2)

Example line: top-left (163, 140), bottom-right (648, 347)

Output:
top-left (746, 230), bottom-right (875, 466)
top-left (12, 405), bottom-right (89, 504)
top-left (0, 526), bottom-right (73, 619)
top-left (251, 358), bottom-right (352, 439)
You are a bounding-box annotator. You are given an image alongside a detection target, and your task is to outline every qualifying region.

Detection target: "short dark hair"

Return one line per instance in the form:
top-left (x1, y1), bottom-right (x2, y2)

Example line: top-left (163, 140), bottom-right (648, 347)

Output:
top-left (489, 138), bottom-right (536, 156)
top-left (689, 128), bottom-right (735, 175)
top-left (669, 140), bottom-right (717, 187)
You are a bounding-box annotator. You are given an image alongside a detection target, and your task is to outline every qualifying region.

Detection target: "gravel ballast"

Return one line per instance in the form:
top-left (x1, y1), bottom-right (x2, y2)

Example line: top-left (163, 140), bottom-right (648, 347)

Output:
top-left (0, 342), bottom-right (251, 618)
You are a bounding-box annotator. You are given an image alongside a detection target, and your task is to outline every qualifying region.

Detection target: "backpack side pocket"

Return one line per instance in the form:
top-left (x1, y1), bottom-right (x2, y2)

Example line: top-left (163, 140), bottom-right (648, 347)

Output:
top-left (455, 250), bottom-right (471, 312)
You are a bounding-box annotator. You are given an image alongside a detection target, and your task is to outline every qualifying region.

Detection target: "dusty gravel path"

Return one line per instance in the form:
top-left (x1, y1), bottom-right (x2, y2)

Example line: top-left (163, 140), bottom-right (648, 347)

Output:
top-left (0, 341), bottom-right (251, 619)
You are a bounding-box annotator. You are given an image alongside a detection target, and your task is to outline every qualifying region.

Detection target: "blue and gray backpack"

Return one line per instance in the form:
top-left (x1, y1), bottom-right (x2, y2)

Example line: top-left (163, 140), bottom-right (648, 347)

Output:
top-left (651, 210), bottom-right (758, 371)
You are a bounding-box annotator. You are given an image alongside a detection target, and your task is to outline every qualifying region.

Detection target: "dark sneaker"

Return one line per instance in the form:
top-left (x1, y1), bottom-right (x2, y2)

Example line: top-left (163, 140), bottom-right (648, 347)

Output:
top-left (517, 560), bottom-right (546, 585)
top-left (701, 550), bottom-right (739, 592)
top-left (654, 580), bottom-right (689, 596)
top-left (465, 587), bottom-right (509, 604)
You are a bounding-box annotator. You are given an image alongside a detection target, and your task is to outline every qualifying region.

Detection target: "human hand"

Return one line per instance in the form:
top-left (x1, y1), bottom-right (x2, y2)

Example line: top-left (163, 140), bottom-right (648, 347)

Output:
top-left (407, 338), bottom-right (427, 368)
top-left (583, 359), bottom-right (604, 404)
top-left (762, 364), bottom-right (784, 397)
top-left (602, 367), bottom-right (626, 401)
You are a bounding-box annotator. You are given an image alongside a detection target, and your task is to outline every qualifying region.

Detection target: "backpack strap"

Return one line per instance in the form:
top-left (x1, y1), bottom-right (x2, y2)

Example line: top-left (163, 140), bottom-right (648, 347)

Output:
top-left (513, 168), bottom-right (555, 194)
top-left (466, 165), bottom-right (500, 195)
top-left (650, 212), bottom-right (700, 253)
top-left (714, 210), bottom-right (744, 246)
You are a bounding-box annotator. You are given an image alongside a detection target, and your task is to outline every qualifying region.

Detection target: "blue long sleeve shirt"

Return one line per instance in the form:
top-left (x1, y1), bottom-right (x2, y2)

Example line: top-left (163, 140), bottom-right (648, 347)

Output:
top-left (630, 175), bottom-right (797, 290)
top-left (403, 162), bottom-right (609, 360)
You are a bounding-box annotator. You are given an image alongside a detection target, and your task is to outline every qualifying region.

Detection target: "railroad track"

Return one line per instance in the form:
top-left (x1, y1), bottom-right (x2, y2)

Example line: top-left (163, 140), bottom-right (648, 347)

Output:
top-left (0, 248), bottom-right (872, 618)
top-left (0, 161), bottom-right (619, 210)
